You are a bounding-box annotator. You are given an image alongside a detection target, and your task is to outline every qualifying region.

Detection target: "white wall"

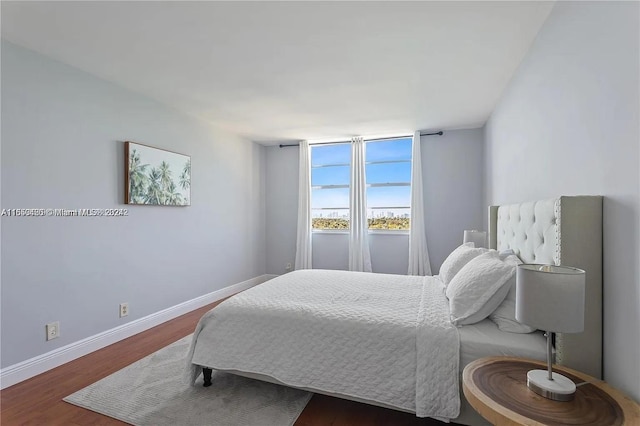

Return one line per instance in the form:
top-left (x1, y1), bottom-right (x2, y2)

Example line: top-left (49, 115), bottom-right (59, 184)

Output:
top-left (484, 1), bottom-right (639, 400)
top-left (1, 41), bottom-right (266, 368)
top-left (423, 129), bottom-right (485, 272)
top-left (312, 233), bottom-right (409, 275)
top-left (265, 129), bottom-right (485, 275)
top-left (265, 145), bottom-right (298, 274)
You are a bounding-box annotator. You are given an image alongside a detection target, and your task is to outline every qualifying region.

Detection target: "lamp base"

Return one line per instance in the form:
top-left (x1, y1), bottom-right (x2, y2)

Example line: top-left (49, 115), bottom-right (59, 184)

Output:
top-left (527, 369), bottom-right (576, 401)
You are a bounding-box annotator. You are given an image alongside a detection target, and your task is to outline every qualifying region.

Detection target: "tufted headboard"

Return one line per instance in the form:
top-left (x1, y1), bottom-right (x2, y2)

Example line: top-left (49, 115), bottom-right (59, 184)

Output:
top-left (488, 196), bottom-right (603, 379)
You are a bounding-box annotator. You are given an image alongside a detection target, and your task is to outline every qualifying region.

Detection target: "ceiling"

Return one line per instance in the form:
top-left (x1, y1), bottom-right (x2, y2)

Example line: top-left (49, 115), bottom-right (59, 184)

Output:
top-left (1, 1), bottom-right (554, 145)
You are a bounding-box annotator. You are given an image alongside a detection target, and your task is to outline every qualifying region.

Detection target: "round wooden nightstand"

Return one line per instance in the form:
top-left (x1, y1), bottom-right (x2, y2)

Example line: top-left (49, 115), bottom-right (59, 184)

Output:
top-left (462, 356), bottom-right (640, 425)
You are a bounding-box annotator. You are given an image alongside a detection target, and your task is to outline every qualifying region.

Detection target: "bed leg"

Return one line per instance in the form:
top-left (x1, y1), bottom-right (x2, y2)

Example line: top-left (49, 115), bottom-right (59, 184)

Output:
top-left (202, 367), bottom-right (213, 387)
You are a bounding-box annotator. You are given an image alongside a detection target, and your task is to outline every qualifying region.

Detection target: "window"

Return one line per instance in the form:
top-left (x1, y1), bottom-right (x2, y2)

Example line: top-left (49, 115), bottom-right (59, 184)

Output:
top-left (311, 143), bottom-right (351, 230)
top-left (310, 137), bottom-right (412, 231)
top-left (366, 138), bottom-right (412, 230)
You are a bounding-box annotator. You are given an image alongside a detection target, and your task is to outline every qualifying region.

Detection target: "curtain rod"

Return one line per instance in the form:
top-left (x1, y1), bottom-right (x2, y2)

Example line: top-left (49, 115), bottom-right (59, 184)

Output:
top-left (278, 131), bottom-right (443, 148)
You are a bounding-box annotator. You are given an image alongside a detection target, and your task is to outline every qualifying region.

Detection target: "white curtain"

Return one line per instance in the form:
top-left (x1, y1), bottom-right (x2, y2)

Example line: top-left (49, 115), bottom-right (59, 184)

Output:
top-left (349, 137), bottom-right (372, 272)
top-left (294, 140), bottom-right (312, 270)
top-left (408, 131), bottom-right (432, 275)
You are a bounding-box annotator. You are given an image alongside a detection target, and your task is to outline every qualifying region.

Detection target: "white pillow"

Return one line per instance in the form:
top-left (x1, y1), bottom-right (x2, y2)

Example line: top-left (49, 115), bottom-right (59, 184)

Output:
top-left (490, 278), bottom-right (537, 333)
top-left (439, 242), bottom-right (488, 286)
top-left (446, 251), bottom-right (520, 326)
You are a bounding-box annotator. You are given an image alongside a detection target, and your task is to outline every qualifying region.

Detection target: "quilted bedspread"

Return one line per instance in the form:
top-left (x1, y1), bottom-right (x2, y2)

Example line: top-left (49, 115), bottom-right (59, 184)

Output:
top-left (186, 269), bottom-right (460, 420)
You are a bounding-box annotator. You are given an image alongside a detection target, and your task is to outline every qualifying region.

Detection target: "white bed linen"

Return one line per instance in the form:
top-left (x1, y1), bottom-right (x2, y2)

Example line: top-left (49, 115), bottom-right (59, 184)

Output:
top-left (459, 319), bottom-right (547, 368)
top-left (427, 274), bottom-right (548, 369)
top-left (186, 269), bottom-right (460, 420)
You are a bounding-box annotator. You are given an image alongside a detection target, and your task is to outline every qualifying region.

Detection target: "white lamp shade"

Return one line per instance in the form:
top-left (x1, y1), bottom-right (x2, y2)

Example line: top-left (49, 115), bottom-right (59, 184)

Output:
top-left (515, 264), bottom-right (585, 333)
top-left (463, 230), bottom-right (487, 248)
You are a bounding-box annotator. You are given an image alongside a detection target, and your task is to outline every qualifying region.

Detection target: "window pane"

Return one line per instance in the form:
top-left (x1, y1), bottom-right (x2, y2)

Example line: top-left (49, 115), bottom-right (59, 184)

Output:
top-left (311, 143), bottom-right (351, 230)
top-left (312, 209), bottom-right (349, 230)
top-left (366, 138), bottom-right (412, 162)
top-left (366, 185), bottom-right (411, 208)
top-left (312, 165), bottom-right (350, 186)
top-left (312, 187), bottom-right (349, 209)
top-left (367, 186), bottom-right (411, 229)
top-left (311, 143), bottom-right (350, 167)
top-left (366, 162), bottom-right (411, 184)
top-left (368, 207), bottom-right (410, 230)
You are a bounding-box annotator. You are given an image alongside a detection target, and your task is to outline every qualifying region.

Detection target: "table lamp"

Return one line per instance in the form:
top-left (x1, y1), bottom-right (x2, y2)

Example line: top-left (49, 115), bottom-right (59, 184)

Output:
top-left (515, 264), bottom-right (586, 401)
top-left (463, 230), bottom-right (487, 248)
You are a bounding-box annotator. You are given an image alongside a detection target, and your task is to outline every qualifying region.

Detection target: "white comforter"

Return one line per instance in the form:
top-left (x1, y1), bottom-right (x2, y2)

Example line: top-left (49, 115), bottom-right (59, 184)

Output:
top-left (186, 269), bottom-right (460, 420)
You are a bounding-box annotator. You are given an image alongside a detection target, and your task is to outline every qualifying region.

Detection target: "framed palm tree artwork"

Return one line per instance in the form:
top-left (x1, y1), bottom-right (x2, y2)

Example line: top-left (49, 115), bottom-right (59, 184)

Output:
top-left (125, 142), bottom-right (191, 206)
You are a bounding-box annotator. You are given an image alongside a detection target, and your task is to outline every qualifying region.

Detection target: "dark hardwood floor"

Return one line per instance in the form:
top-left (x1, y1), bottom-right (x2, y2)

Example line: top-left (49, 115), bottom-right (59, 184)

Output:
top-left (1, 299), bottom-right (449, 426)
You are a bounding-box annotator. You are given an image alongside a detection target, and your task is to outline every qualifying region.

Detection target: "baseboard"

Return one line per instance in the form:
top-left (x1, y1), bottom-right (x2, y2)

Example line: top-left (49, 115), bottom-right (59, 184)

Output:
top-left (0, 274), bottom-right (275, 390)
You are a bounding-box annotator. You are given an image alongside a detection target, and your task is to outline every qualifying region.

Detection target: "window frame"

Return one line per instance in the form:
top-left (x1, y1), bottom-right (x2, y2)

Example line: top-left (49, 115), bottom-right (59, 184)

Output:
top-left (365, 137), bottom-right (412, 232)
top-left (309, 137), bottom-right (413, 234)
top-left (310, 142), bottom-right (351, 231)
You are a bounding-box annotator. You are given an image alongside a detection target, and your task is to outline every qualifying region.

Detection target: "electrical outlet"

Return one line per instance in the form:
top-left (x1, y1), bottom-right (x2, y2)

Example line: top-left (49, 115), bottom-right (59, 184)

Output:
top-left (285, 263), bottom-right (292, 272)
top-left (119, 302), bottom-right (129, 318)
top-left (46, 321), bottom-right (60, 341)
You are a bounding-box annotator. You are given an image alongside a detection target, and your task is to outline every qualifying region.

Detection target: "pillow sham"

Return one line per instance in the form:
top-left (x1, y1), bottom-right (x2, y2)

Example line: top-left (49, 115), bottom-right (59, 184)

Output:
top-left (489, 278), bottom-right (538, 333)
top-left (498, 249), bottom-right (515, 259)
top-left (446, 251), bottom-right (520, 326)
top-left (439, 242), bottom-right (488, 286)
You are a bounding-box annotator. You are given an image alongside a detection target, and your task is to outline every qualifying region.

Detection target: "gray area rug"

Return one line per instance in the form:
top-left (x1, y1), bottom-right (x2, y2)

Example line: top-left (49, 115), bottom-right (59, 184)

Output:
top-left (64, 334), bottom-right (312, 426)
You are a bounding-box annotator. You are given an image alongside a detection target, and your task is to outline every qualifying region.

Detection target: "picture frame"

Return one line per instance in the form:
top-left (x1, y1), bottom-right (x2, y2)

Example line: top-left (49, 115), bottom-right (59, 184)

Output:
top-left (125, 141), bottom-right (191, 206)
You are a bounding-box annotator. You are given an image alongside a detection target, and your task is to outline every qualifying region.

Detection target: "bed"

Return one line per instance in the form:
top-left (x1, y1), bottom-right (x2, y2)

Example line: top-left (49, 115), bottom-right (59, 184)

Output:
top-left (186, 195), bottom-right (602, 425)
